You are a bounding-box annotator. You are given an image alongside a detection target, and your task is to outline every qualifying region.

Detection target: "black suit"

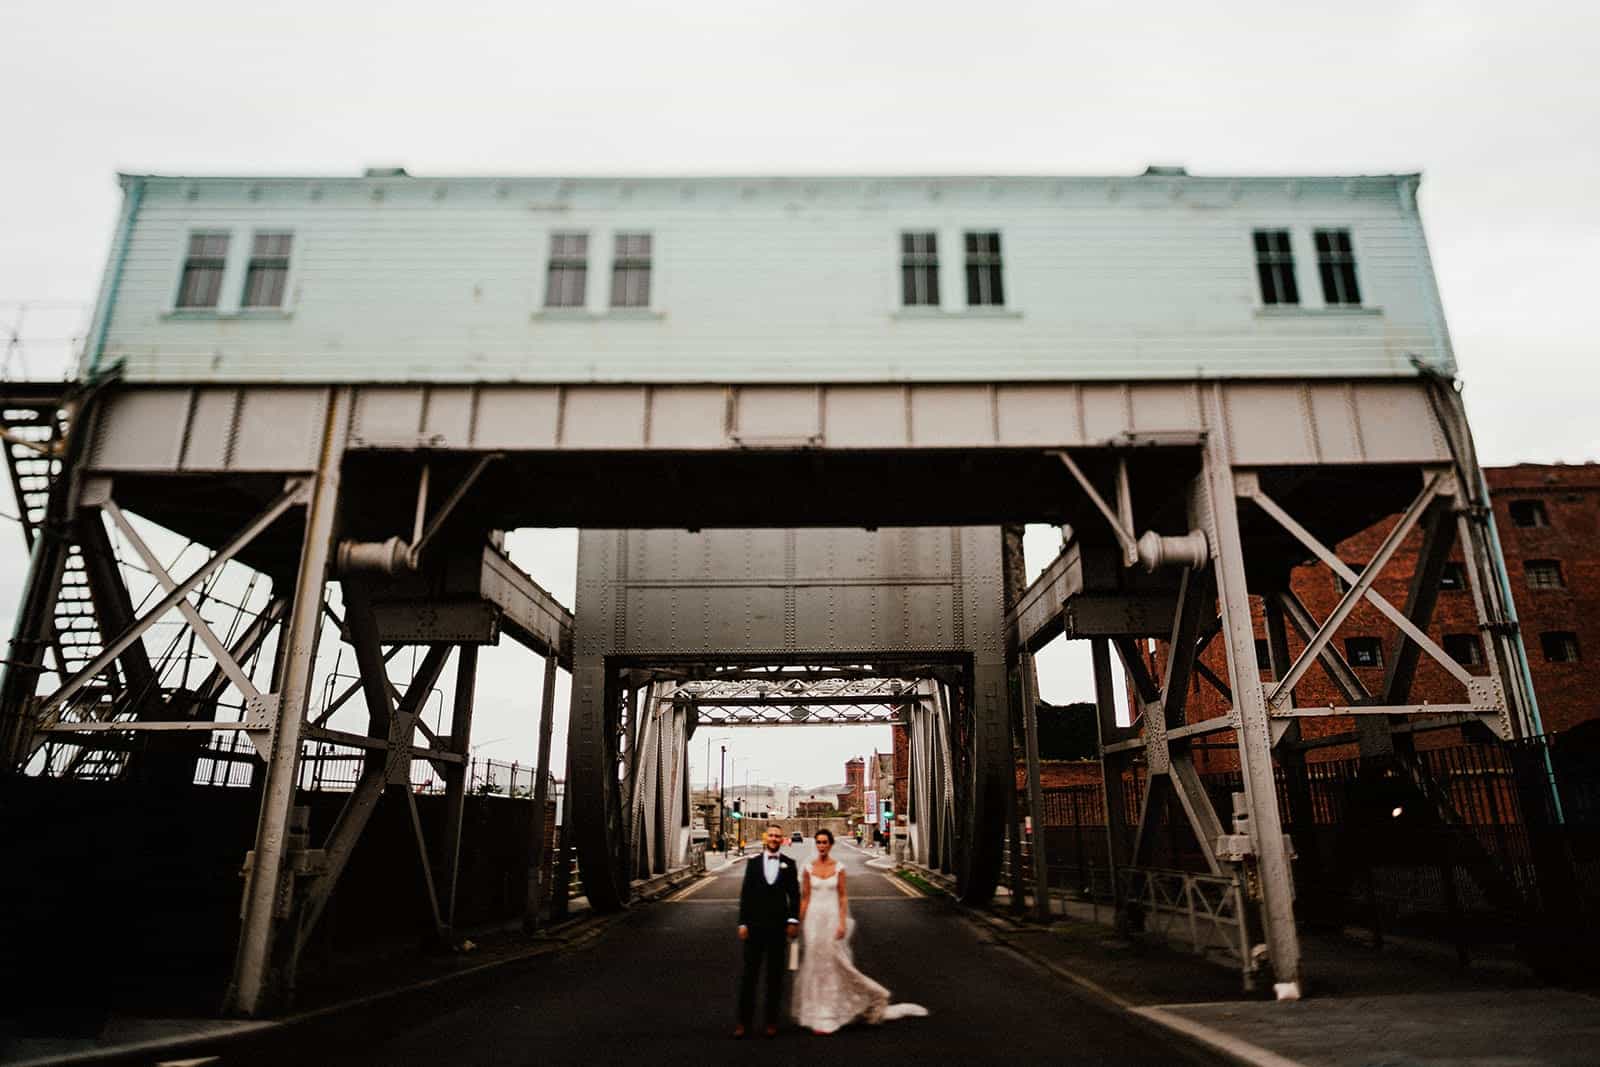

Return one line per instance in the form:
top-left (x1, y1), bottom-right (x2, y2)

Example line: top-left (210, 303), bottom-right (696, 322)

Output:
top-left (736, 850), bottom-right (800, 1027)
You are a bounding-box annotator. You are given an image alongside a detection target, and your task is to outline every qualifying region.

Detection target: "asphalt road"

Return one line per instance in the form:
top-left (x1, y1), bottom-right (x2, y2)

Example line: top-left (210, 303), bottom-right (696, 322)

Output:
top-left (265, 843), bottom-right (1215, 1065)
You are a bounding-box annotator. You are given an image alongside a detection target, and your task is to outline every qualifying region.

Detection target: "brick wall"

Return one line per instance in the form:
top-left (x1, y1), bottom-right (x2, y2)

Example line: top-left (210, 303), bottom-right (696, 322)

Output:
top-left (1487, 464), bottom-right (1600, 734)
top-left (1014, 759), bottom-right (1103, 790)
top-left (892, 724), bottom-right (910, 819)
top-left (1162, 463), bottom-right (1600, 769)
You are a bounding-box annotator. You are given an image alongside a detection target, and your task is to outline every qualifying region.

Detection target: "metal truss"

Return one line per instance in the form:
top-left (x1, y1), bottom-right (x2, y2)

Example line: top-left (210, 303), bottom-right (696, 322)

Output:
top-left (1, 389), bottom-right (575, 1017)
top-left (668, 674), bottom-right (924, 726)
top-left (1004, 384), bottom-right (1535, 999)
top-left (3, 374), bottom-right (1540, 1019)
top-left (904, 680), bottom-right (959, 874)
top-left (567, 523), bottom-right (1010, 914)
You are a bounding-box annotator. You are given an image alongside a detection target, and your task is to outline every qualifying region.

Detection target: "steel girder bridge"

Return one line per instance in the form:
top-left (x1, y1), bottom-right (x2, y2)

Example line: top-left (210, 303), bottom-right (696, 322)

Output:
top-left (0, 375), bottom-right (1535, 1015)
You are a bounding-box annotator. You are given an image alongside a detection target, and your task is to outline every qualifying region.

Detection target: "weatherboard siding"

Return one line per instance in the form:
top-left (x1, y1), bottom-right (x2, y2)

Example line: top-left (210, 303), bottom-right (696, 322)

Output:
top-left (94, 174), bottom-right (1453, 384)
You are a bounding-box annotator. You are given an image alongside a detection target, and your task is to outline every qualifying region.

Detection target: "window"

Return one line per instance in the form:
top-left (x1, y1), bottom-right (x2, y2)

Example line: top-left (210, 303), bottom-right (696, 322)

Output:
top-left (1508, 500), bottom-right (1549, 528)
top-left (1333, 561), bottom-right (1366, 594)
top-left (1525, 560), bottom-right (1566, 589)
top-left (176, 232), bottom-right (230, 309)
top-left (544, 232), bottom-right (588, 308)
top-left (964, 231), bottom-right (1004, 307)
top-left (1345, 637), bottom-right (1383, 668)
top-left (1540, 631), bottom-right (1580, 664)
top-left (1439, 561), bottom-right (1467, 591)
top-left (1314, 228), bottom-right (1362, 306)
top-left (1253, 229), bottom-right (1298, 306)
top-left (241, 233), bottom-right (292, 308)
top-left (901, 232), bottom-right (940, 307)
top-left (1443, 633), bottom-right (1483, 666)
top-left (609, 232), bottom-right (652, 308)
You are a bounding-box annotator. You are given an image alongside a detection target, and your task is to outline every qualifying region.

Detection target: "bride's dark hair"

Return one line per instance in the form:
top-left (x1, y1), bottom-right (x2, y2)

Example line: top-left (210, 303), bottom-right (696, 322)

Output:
top-left (814, 828), bottom-right (834, 844)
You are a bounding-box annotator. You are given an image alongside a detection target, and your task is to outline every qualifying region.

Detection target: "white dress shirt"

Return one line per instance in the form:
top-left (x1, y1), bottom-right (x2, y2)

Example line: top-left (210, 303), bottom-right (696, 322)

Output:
top-left (752, 850), bottom-right (798, 927)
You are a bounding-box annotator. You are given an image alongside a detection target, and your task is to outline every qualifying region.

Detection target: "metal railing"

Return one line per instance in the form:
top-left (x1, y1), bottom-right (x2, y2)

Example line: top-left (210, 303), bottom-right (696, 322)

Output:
top-left (1120, 866), bottom-right (1252, 974)
top-left (297, 747), bottom-right (552, 798)
top-left (191, 734), bottom-right (563, 810)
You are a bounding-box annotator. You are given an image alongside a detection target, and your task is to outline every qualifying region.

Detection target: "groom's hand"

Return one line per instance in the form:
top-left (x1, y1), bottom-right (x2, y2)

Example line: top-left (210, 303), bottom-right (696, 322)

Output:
top-left (737, 925), bottom-right (749, 941)
top-left (787, 923), bottom-right (799, 940)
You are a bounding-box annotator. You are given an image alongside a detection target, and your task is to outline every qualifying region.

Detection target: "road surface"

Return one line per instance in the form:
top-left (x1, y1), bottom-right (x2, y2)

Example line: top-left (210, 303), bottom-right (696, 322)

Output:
top-left (267, 842), bottom-right (1215, 1064)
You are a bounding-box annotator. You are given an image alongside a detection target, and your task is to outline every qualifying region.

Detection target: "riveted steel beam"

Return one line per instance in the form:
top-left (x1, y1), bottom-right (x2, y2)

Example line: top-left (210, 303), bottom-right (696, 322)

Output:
top-left (227, 390), bottom-right (348, 1018)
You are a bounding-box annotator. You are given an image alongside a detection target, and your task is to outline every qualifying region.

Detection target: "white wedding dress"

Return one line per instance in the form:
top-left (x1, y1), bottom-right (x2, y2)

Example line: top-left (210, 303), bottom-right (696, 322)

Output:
top-left (793, 864), bottom-right (928, 1033)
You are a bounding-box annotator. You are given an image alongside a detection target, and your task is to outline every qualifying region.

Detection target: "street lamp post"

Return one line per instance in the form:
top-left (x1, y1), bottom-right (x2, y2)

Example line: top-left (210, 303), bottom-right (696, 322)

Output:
top-left (730, 755), bottom-right (751, 849)
top-left (705, 733), bottom-right (730, 795)
top-left (719, 744), bottom-right (728, 852)
top-left (745, 767), bottom-right (761, 840)
top-left (703, 733), bottom-right (729, 846)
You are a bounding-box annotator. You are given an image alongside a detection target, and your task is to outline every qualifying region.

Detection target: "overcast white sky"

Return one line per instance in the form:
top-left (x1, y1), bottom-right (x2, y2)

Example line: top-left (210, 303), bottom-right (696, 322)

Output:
top-left (1, 1), bottom-right (1596, 788)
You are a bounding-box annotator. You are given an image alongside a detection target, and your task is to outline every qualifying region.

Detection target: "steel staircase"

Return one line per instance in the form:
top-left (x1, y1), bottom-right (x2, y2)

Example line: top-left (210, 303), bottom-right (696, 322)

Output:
top-left (1, 384), bottom-right (124, 776)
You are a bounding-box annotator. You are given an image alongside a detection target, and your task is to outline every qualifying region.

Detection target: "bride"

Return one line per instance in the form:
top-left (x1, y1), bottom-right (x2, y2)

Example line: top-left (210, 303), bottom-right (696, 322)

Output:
top-left (793, 828), bottom-right (927, 1034)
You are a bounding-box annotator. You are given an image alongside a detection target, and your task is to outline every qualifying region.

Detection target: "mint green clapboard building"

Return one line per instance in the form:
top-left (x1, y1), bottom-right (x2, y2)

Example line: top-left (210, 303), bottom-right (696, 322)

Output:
top-left (87, 168), bottom-right (1453, 385)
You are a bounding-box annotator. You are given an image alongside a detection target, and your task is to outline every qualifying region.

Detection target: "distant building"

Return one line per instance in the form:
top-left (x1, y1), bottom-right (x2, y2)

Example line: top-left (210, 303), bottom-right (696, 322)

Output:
top-left (842, 757), bottom-right (865, 814)
top-left (871, 752), bottom-right (895, 836)
top-left (891, 724), bottom-right (910, 822)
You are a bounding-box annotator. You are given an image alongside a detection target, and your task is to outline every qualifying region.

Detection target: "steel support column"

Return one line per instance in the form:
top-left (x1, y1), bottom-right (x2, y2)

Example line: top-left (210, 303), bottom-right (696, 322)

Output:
top-left (226, 388), bottom-right (350, 1017)
top-left (958, 658), bottom-right (1009, 904)
top-left (1200, 386), bottom-right (1301, 999)
top-left (570, 656), bottom-right (627, 910)
top-left (73, 511), bottom-right (153, 702)
top-left (525, 651), bottom-right (559, 928)
top-left (439, 644), bottom-right (478, 933)
top-left (1018, 652), bottom-right (1050, 920)
top-left (1090, 637), bottom-right (1132, 927)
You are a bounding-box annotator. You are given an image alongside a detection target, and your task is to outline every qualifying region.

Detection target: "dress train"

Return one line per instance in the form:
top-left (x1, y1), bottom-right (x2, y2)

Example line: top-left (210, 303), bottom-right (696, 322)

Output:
top-left (792, 866), bottom-right (927, 1033)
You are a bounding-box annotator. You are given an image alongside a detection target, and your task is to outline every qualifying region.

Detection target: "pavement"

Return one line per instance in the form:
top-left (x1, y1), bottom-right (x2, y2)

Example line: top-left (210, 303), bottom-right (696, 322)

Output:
top-left (11, 845), bottom-right (1600, 1065)
top-left (963, 877), bottom-right (1600, 1067)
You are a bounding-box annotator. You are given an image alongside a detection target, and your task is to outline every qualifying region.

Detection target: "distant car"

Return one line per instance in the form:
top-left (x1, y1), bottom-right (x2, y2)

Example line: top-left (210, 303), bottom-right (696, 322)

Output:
top-left (791, 830), bottom-right (804, 844)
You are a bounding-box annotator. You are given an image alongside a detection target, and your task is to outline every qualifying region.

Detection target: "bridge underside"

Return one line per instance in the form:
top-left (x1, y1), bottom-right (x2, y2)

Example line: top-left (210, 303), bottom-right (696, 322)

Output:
top-left (0, 376), bottom-right (1536, 1015)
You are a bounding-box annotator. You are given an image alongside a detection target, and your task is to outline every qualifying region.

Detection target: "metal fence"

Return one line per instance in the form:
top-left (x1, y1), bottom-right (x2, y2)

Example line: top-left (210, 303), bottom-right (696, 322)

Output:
top-left (1017, 732), bottom-right (1600, 973)
top-left (299, 749), bottom-right (552, 799)
top-left (190, 735), bottom-right (563, 811)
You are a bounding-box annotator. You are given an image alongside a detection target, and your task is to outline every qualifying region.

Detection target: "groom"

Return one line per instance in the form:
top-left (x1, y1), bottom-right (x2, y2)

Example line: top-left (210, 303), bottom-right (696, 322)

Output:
top-left (734, 822), bottom-right (800, 1038)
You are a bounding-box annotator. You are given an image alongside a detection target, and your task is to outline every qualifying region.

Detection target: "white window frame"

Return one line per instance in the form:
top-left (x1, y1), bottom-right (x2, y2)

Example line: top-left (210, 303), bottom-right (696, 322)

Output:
top-left (167, 229), bottom-right (239, 315)
top-left (609, 231), bottom-right (655, 311)
top-left (542, 230), bottom-right (590, 310)
top-left (238, 228), bottom-right (299, 315)
top-left (1312, 226), bottom-right (1363, 307)
top-left (165, 226), bottom-right (298, 318)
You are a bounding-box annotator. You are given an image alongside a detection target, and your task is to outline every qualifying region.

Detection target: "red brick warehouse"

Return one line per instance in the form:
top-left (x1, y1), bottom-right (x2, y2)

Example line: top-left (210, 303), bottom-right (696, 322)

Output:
top-left (1145, 462), bottom-right (1600, 771)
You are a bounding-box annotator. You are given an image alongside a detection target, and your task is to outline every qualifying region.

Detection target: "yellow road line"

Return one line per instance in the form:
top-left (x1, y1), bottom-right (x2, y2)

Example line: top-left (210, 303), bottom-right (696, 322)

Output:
top-left (885, 873), bottom-right (921, 898)
top-left (664, 874), bottom-right (720, 903)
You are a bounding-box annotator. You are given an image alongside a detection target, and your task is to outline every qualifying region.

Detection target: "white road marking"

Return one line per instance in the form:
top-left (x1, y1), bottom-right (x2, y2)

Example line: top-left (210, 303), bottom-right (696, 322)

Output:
top-left (1129, 1006), bottom-right (1307, 1067)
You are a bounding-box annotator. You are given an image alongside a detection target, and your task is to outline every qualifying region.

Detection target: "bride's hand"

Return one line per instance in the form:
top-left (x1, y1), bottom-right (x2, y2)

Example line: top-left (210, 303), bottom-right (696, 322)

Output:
top-left (834, 923), bottom-right (846, 940)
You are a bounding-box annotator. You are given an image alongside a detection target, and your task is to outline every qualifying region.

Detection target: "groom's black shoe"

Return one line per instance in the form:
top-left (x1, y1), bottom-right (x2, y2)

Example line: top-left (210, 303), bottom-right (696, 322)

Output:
top-left (732, 1024), bottom-right (747, 1039)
